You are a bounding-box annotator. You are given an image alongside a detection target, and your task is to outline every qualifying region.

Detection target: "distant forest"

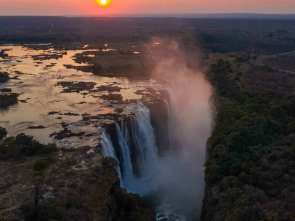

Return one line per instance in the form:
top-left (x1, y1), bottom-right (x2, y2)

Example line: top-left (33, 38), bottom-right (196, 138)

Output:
top-left (1, 16), bottom-right (295, 54)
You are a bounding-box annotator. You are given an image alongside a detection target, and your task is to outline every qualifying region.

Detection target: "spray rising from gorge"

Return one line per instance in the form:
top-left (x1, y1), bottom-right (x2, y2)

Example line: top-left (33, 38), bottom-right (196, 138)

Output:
top-left (101, 39), bottom-right (213, 219)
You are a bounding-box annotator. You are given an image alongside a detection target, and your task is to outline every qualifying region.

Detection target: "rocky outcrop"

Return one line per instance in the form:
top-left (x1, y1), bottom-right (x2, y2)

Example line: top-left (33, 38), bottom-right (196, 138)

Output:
top-left (0, 145), bottom-right (152, 221)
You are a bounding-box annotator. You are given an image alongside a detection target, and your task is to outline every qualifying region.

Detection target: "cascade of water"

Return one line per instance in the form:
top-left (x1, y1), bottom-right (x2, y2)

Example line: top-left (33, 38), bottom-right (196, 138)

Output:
top-left (100, 129), bottom-right (117, 159)
top-left (114, 121), bottom-right (135, 187)
top-left (100, 87), bottom-right (210, 220)
top-left (100, 104), bottom-right (159, 193)
top-left (130, 105), bottom-right (158, 167)
top-left (100, 129), bottom-right (122, 181)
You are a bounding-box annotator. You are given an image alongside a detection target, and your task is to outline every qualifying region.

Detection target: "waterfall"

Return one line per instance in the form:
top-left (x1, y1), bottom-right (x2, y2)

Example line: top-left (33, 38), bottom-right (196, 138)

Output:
top-left (130, 105), bottom-right (158, 166)
top-left (100, 81), bottom-right (212, 220)
top-left (115, 122), bottom-right (133, 183)
top-left (100, 104), bottom-right (159, 193)
top-left (100, 129), bottom-right (116, 158)
top-left (100, 129), bottom-right (122, 181)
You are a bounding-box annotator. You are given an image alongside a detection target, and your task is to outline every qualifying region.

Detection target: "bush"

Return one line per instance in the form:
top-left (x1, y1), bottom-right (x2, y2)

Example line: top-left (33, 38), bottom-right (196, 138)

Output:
top-left (0, 71), bottom-right (9, 83)
top-left (231, 206), bottom-right (260, 221)
top-left (0, 127), bottom-right (7, 141)
top-left (268, 153), bottom-right (278, 161)
top-left (0, 133), bottom-right (57, 159)
top-left (0, 93), bottom-right (18, 108)
top-left (102, 157), bottom-right (118, 171)
top-left (221, 176), bottom-right (239, 190)
top-left (120, 193), bottom-right (151, 221)
top-left (286, 121), bottom-right (295, 133)
top-left (0, 137), bottom-right (18, 159)
top-left (15, 133), bottom-right (44, 155)
top-left (33, 157), bottom-right (54, 171)
top-left (21, 201), bottom-right (60, 221)
top-left (41, 143), bottom-right (57, 154)
top-left (265, 211), bottom-right (280, 221)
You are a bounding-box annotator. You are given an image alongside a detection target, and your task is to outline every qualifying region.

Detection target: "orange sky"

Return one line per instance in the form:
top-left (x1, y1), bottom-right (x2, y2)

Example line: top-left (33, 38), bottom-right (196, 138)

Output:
top-left (1, 0), bottom-right (295, 15)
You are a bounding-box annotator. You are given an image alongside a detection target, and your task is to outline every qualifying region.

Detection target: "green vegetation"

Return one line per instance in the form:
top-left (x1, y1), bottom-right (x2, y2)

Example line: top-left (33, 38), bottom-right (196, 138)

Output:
top-left (21, 201), bottom-right (59, 221)
top-left (0, 133), bottom-right (57, 159)
top-left (204, 59), bottom-right (295, 220)
top-left (0, 71), bottom-right (9, 83)
top-left (0, 93), bottom-right (18, 108)
top-left (0, 71), bottom-right (19, 108)
top-left (0, 127), bottom-right (7, 141)
top-left (102, 63), bottom-right (151, 79)
top-left (67, 63), bottom-right (151, 79)
top-left (33, 157), bottom-right (54, 171)
top-left (0, 87), bottom-right (12, 92)
top-left (116, 192), bottom-right (152, 221)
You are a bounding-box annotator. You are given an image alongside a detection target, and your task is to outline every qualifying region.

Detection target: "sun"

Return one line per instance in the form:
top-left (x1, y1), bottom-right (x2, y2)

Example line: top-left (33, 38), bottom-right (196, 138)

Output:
top-left (96, 0), bottom-right (112, 7)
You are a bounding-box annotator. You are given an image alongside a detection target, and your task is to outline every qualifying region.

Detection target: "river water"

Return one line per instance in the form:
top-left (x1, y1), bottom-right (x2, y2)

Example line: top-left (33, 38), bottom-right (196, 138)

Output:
top-left (0, 45), bottom-right (152, 145)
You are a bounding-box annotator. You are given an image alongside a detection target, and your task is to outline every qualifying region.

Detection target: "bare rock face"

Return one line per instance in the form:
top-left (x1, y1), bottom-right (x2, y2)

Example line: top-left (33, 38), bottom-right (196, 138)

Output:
top-left (145, 98), bottom-right (170, 156)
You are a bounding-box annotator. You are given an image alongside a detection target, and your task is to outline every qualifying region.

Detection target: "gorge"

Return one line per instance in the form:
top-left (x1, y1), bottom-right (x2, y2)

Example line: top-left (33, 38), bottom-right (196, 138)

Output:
top-left (101, 41), bottom-right (213, 220)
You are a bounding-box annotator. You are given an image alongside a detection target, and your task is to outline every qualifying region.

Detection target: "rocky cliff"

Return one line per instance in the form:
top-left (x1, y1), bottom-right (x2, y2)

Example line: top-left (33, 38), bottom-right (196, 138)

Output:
top-left (0, 144), bottom-right (152, 221)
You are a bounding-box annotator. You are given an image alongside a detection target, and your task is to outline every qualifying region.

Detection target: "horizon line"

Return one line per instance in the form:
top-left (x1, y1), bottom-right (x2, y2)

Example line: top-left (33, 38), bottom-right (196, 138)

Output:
top-left (1, 13), bottom-right (295, 18)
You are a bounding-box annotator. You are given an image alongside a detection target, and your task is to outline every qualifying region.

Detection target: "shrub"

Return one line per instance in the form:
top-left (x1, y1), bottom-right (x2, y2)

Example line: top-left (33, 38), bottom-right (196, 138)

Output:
top-left (265, 211), bottom-right (280, 221)
top-left (121, 193), bottom-right (151, 221)
top-left (33, 157), bottom-right (54, 171)
top-left (0, 133), bottom-right (57, 159)
top-left (286, 121), bottom-right (295, 133)
top-left (231, 206), bottom-right (260, 221)
top-left (0, 137), bottom-right (18, 159)
top-left (227, 188), bottom-right (244, 201)
top-left (41, 143), bottom-right (57, 154)
top-left (0, 93), bottom-right (18, 108)
top-left (221, 176), bottom-right (239, 190)
top-left (102, 157), bottom-right (118, 171)
top-left (21, 201), bottom-right (60, 221)
top-left (268, 153), bottom-right (278, 161)
top-left (0, 127), bottom-right (7, 141)
top-left (0, 71), bottom-right (9, 83)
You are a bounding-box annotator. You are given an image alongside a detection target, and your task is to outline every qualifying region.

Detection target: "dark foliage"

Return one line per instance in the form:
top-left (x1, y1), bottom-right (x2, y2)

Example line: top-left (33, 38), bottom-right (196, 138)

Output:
top-left (0, 133), bottom-right (57, 159)
top-left (0, 127), bottom-right (7, 141)
top-left (203, 59), bottom-right (295, 221)
top-left (33, 157), bottom-right (54, 171)
top-left (21, 201), bottom-right (60, 221)
top-left (0, 71), bottom-right (9, 83)
top-left (0, 93), bottom-right (18, 108)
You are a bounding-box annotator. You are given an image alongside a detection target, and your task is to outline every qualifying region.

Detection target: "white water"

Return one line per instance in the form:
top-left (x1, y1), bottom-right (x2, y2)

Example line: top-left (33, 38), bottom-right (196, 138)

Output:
top-left (100, 97), bottom-right (193, 221)
top-left (100, 129), bottom-right (122, 181)
top-left (100, 82), bottom-right (212, 220)
top-left (100, 129), bottom-right (116, 158)
top-left (115, 121), bottom-right (134, 187)
top-left (100, 104), bottom-right (159, 193)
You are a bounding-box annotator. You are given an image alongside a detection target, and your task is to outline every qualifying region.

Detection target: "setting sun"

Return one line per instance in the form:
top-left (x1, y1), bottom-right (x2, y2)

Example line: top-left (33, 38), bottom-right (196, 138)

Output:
top-left (96, 0), bottom-right (111, 7)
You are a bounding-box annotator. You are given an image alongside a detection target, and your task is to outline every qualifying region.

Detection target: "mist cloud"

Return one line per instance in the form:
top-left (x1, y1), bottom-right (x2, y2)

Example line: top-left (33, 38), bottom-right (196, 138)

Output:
top-left (143, 38), bottom-right (214, 218)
